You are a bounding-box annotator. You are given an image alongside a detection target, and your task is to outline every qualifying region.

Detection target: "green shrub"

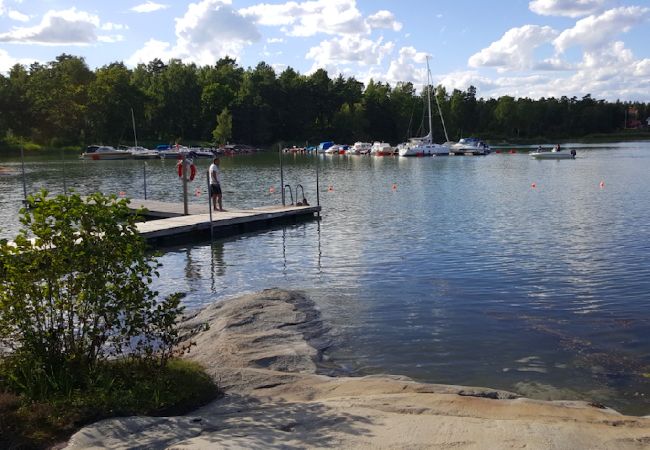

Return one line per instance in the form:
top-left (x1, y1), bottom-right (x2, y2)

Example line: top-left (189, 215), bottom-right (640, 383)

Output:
top-left (0, 191), bottom-right (184, 399)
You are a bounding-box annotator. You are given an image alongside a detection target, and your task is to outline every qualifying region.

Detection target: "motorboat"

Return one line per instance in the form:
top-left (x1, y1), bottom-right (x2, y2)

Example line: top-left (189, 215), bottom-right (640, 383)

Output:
top-left (370, 141), bottom-right (394, 156)
top-left (127, 146), bottom-right (160, 159)
top-left (81, 145), bottom-right (133, 160)
top-left (448, 137), bottom-right (491, 155)
top-left (530, 146), bottom-right (576, 160)
top-left (349, 142), bottom-right (372, 155)
top-left (324, 144), bottom-right (343, 154)
top-left (399, 57), bottom-right (451, 157)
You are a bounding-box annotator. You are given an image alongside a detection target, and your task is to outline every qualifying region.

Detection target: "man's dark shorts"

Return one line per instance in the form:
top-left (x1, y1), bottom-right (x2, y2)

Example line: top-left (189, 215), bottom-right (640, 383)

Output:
top-left (210, 183), bottom-right (222, 196)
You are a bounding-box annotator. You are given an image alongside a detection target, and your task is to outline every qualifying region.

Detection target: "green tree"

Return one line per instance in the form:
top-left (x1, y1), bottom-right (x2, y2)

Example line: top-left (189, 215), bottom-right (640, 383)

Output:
top-left (212, 107), bottom-right (232, 145)
top-left (0, 191), bottom-right (183, 398)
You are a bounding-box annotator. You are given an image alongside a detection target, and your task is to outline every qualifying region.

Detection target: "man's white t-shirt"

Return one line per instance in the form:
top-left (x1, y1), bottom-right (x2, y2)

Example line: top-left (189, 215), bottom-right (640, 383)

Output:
top-left (209, 163), bottom-right (220, 184)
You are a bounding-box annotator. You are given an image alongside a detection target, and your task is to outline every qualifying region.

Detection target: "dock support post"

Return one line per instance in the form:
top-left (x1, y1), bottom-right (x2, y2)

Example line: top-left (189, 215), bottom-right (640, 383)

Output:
top-left (207, 170), bottom-right (213, 241)
top-left (279, 144), bottom-right (285, 206)
top-left (182, 155), bottom-right (189, 215)
top-left (20, 145), bottom-right (27, 205)
top-left (143, 161), bottom-right (148, 200)
top-left (316, 148), bottom-right (320, 216)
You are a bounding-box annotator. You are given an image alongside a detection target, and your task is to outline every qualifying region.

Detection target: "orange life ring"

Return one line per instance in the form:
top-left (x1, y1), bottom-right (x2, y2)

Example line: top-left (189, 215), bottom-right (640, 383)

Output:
top-left (189, 164), bottom-right (196, 181)
top-left (177, 161), bottom-right (183, 178)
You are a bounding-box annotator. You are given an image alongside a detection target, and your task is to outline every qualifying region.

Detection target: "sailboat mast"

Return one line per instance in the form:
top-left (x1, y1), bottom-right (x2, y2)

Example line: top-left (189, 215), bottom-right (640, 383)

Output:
top-left (427, 57), bottom-right (450, 142)
top-left (426, 57), bottom-right (433, 142)
top-left (131, 108), bottom-right (138, 148)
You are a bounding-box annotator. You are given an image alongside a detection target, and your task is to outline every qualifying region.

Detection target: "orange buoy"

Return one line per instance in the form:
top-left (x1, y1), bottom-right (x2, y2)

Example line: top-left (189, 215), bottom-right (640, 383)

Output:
top-left (189, 163), bottom-right (196, 181)
top-left (119, 191), bottom-right (126, 197)
top-left (531, 182), bottom-right (536, 188)
top-left (269, 186), bottom-right (275, 193)
top-left (599, 181), bottom-right (605, 188)
top-left (327, 185), bottom-right (334, 192)
top-left (392, 183), bottom-right (397, 191)
top-left (195, 188), bottom-right (201, 197)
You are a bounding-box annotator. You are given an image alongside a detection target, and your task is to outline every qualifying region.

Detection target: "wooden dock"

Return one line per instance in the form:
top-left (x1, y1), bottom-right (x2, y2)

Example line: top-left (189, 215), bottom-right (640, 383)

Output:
top-left (126, 199), bottom-right (321, 244)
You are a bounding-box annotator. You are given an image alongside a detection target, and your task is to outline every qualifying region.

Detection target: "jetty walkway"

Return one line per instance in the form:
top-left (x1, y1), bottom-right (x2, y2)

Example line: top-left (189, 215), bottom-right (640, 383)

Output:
top-left (127, 199), bottom-right (320, 245)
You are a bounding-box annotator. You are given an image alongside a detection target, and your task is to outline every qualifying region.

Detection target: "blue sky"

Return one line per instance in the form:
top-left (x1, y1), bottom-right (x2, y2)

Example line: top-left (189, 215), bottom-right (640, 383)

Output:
top-left (1, 0), bottom-right (649, 101)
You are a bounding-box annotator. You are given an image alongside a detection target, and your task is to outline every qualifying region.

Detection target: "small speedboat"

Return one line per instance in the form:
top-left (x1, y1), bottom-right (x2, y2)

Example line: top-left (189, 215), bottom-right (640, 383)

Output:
top-left (81, 145), bottom-right (133, 160)
top-left (530, 146), bottom-right (576, 159)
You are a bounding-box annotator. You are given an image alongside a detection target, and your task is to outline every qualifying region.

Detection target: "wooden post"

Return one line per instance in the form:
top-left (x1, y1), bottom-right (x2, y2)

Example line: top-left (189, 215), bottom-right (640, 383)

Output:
top-left (279, 144), bottom-right (285, 206)
top-left (182, 155), bottom-right (189, 215)
top-left (207, 169), bottom-right (213, 241)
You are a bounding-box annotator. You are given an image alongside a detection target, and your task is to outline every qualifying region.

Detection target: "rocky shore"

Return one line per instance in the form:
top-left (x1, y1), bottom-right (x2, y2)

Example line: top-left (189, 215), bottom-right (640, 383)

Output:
top-left (66, 289), bottom-right (650, 449)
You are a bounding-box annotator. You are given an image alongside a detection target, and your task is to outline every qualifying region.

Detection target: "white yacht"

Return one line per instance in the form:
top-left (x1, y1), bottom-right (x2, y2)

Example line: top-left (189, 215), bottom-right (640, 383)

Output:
top-left (370, 141), bottom-right (394, 156)
top-left (399, 57), bottom-right (450, 157)
top-left (530, 146), bottom-right (576, 159)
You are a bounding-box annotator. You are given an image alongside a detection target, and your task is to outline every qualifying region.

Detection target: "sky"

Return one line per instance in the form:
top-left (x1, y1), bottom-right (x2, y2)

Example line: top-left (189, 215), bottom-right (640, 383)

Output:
top-left (1, 0), bottom-right (649, 101)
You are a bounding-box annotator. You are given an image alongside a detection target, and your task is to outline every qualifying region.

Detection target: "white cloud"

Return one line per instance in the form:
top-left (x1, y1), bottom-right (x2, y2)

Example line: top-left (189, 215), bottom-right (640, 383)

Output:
top-left (385, 46), bottom-right (429, 85)
top-left (468, 25), bottom-right (558, 71)
top-left (101, 22), bottom-right (128, 31)
top-left (266, 37), bottom-right (284, 43)
top-left (127, 39), bottom-right (174, 65)
top-left (98, 34), bottom-right (125, 43)
top-left (367, 10), bottom-right (402, 32)
top-left (130, 1), bottom-right (170, 13)
top-left (240, 0), bottom-right (369, 37)
top-left (554, 6), bottom-right (650, 53)
top-left (0, 48), bottom-right (37, 73)
top-left (634, 59), bottom-right (650, 77)
top-left (529, 0), bottom-right (610, 18)
top-left (8, 9), bottom-right (28, 22)
top-left (306, 35), bottom-right (394, 71)
top-left (127, 0), bottom-right (260, 66)
top-left (0, 8), bottom-right (127, 45)
top-left (0, 8), bottom-right (100, 44)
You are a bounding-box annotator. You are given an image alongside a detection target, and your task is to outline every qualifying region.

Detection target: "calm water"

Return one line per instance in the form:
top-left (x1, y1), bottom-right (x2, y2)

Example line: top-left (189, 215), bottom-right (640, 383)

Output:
top-left (1, 143), bottom-right (649, 415)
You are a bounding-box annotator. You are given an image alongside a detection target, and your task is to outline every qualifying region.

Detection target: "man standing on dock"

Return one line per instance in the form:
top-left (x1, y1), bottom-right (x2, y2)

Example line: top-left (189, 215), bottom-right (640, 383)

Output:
top-left (209, 157), bottom-right (223, 211)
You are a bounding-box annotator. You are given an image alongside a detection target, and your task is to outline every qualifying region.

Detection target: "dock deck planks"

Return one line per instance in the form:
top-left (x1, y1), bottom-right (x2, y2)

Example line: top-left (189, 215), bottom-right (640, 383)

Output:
top-left (128, 199), bottom-right (320, 242)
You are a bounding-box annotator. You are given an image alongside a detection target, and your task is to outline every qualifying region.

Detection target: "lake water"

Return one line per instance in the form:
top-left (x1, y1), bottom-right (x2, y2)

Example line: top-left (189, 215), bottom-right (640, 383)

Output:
top-left (1, 142), bottom-right (649, 415)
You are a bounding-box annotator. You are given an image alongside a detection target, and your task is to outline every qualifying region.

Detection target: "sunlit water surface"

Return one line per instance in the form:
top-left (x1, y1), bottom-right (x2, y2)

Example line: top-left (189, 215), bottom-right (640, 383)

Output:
top-left (1, 142), bottom-right (649, 414)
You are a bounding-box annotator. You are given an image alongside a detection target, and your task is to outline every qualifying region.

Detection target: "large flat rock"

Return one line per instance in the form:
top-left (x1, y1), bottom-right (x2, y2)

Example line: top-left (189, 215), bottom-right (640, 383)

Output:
top-left (66, 289), bottom-right (650, 449)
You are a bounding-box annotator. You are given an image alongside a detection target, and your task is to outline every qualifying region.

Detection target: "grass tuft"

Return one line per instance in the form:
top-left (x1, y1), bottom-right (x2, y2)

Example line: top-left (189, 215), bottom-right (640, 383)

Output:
top-left (0, 358), bottom-right (220, 449)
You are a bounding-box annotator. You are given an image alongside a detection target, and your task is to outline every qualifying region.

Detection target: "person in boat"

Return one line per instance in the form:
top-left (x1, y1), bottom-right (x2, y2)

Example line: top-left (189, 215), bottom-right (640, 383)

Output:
top-left (537, 145), bottom-right (543, 152)
top-left (209, 157), bottom-right (224, 211)
top-left (554, 144), bottom-right (561, 152)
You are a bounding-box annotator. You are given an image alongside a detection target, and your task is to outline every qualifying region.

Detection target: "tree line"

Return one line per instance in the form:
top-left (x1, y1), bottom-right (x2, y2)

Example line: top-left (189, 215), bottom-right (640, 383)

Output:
top-left (0, 53), bottom-right (648, 149)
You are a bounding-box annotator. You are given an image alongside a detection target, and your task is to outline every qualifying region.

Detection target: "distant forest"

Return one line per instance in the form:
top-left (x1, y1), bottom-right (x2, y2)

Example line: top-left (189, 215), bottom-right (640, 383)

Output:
top-left (1, 53), bottom-right (649, 149)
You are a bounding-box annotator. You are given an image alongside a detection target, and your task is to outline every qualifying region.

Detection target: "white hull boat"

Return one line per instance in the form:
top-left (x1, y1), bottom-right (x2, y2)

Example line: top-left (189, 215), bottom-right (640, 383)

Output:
top-left (81, 145), bottom-right (133, 160)
top-left (530, 147), bottom-right (576, 159)
top-left (448, 137), bottom-right (490, 155)
top-left (349, 142), bottom-right (372, 155)
top-left (399, 57), bottom-right (451, 157)
top-left (370, 142), bottom-right (394, 156)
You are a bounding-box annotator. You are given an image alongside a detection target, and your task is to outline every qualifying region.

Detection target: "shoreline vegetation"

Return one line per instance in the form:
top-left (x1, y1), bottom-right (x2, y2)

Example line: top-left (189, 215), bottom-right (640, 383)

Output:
top-left (1, 129), bottom-right (650, 158)
top-left (66, 289), bottom-right (650, 449)
top-left (0, 192), bottom-right (220, 449)
top-left (1, 54), bottom-right (649, 155)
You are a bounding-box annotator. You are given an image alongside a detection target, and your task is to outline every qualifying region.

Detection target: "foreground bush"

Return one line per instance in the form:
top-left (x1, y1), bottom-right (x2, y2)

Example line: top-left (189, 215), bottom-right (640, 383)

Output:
top-left (0, 191), bottom-right (183, 398)
top-left (0, 191), bottom-right (220, 448)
